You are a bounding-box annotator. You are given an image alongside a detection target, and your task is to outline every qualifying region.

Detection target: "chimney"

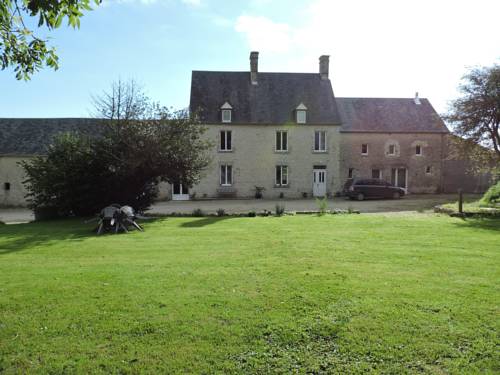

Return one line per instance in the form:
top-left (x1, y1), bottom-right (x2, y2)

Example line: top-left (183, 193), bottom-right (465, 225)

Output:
top-left (414, 92), bottom-right (421, 105)
top-left (319, 55), bottom-right (329, 80)
top-left (250, 51), bottom-right (259, 85)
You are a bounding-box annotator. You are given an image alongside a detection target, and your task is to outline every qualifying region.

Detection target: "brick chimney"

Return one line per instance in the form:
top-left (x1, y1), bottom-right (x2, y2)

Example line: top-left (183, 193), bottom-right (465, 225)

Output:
top-left (319, 55), bottom-right (329, 80)
top-left (250, 51), bottom-right (259, 85)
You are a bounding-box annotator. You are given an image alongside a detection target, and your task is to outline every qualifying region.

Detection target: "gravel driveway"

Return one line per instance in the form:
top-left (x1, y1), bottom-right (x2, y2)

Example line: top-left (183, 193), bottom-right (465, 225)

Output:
top-left (0, 194), bottom-right (478, 224)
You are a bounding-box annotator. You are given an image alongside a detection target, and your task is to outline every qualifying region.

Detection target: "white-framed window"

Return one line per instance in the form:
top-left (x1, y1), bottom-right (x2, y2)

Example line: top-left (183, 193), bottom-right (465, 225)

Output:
top-left (388, 144), bottom-right (396, 155)
top-left (415, 145), bottom-right (422, 156)
top-left (275, 165), bottom-right (288, 186)
top-left (361, 144), bottom-right (368, 155)
top-left (221, 102), bottom-right (232, 123)
top-left (314, 131), bottom-right (327, 152)
top-left (276, 131), bottom-right (288, 152)
top-left (425, 165), bottom-right (432, 174)
top-left (220, 164), bottom-right (233, 186)
top-left (372, 169), bottom-right (382, 179)
top-left (296, 110), bottom-right (306, 124)
top-left (222, 110), bottom-right (232, 123)
top-left (220, 130), bottom-right (232, 151)
top-left (295, 102), bottom-right (307, 124)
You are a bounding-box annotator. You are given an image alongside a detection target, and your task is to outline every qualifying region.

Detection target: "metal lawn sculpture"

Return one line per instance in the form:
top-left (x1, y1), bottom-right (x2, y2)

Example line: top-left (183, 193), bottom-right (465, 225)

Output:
top-left (95, 204), bottom-right (144, 235)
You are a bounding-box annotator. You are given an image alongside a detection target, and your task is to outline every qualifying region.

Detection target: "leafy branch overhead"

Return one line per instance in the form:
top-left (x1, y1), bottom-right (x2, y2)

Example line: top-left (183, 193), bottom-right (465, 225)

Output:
top-left (0, 0), bottom-right (101, 80)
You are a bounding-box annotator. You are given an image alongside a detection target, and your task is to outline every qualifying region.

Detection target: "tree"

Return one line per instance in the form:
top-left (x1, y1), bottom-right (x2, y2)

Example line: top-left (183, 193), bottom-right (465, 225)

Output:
top-left (21, 81), bottom-right (212, 216)
top-left (1, 0), bottom-right (100, 80)
top-left (446, 64), bottom-right (500, 176)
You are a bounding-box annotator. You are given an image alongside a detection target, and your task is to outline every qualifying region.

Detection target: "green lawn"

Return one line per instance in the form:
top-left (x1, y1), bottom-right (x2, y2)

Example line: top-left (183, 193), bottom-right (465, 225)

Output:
top-left (0, 214), bottom-right (499, 374)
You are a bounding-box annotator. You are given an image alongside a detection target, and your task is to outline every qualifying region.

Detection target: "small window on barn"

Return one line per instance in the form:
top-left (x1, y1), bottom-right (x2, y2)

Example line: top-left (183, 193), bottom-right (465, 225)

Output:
top-left (348, 168), bottom-right (354, 178)
top-left (371, 169), bottom-right (382, 179)
top-left (221, 102), bottom-right (232, 123)
top-left (416, 145), bottom-right (422, 156)
top-left (425, 166), bottom-right (432, 174)
top-left (296, 103), bottom-right (307, 124)
top-left (361, 144), bottom-right (368, 155)
top-left (4, 182), bottom-right (11, 191)
top-left (388, 144), bottom-right (396, 155)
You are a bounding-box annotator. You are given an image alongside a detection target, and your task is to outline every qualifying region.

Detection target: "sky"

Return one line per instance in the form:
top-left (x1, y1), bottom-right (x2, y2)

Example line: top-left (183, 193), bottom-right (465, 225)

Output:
top-left (1, 0), bottom-right (499, 118)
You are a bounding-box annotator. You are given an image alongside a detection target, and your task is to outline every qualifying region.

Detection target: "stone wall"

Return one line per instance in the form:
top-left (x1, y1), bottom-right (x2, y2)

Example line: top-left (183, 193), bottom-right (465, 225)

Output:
top-left (0, 156), bottom-right (33, 207)
top-left (158, 124), bottom-right (343, 200)
top-left (339, 132), bottom-right (447, 193)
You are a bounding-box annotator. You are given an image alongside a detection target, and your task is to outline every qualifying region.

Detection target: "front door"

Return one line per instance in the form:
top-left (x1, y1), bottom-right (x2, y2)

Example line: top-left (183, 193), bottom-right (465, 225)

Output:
top-left (313, 169), bottom-right (327, 197)
top-left (391, 168), bottom-right (407, 191)
top-left (172, 183), bottom-right (190, 201)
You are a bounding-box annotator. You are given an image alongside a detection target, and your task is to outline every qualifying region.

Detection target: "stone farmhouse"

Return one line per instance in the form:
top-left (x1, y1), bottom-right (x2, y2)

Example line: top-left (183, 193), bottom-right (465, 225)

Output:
top-left (0, 52), bottom-right (489, 206)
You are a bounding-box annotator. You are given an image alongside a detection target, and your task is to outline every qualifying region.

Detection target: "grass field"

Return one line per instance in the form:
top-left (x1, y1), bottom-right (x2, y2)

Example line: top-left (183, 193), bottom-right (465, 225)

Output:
top-left (0, 214), bottom-right (499, 374)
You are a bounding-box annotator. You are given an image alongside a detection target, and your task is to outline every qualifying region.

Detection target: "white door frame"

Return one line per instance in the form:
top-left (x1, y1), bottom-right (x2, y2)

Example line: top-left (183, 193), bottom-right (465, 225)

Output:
top-left (391, 167), bottom-right (408, 192)
top-left (313, 169), bottom-right (327, 197)
top-left (172, 183), bottom-right (190, 201)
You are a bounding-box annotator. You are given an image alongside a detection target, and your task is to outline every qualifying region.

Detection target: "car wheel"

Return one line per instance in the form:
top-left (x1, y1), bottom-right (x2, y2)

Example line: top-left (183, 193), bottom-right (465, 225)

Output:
top-left (393, 191), bottom-right (400, 199)
top-left (356, 193), bottom-right (364, 201)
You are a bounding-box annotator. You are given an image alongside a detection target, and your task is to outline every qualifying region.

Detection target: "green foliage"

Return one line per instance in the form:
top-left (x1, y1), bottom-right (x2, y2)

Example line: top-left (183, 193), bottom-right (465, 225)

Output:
top-left (446, 64), bottom-right (500, 174)
top-left (315, 197), bottom-right (328, 215)
top-left (480, 181), bottom-right (500, 206)
top-left (275, 204), bottom-right (285, 216)
top-left (192, 208), bottom-right (205, 217)
top-left (216, 208), bottom-right (225, 217)
top-left (0, 0), bottom-right (100, 80)
top-left (21, 81), bottom-right (212, 216)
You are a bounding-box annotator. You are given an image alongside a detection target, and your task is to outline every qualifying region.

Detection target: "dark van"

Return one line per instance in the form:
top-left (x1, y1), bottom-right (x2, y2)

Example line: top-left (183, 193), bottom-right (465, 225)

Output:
top-left (344, 178), bottom-right (405, 201)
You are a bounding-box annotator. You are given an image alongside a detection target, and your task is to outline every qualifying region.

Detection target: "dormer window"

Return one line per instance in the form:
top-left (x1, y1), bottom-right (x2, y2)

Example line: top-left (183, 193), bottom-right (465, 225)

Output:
top-left (221, 102), bottom-right (232, 123)
top-left (296, 103), bottom-right (307, 124)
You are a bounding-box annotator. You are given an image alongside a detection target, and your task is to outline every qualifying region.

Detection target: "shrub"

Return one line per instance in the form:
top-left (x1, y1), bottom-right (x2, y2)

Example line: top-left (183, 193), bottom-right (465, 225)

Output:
top-left (279, 192), bottom-right (284, 199)
top-left (315, 197), bottom-right (328, 215)
top-left (254, 186), bottom-right (265, 199)
top-left (275, 204), bottom-right (285, 217)
top-left (302, 192), bottom-right (308, 198)
top-left (216, 208), bottom-right (226, 217)
top-left (480, 181), bottom-right (500, 206)
top-left (192, 208), bottom-right (205, 217)
top-left (247, 211), bottom-right (256, 217)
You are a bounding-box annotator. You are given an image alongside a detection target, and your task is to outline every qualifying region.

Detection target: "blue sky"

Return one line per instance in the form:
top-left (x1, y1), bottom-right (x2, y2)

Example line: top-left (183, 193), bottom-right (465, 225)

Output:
top-left (1, 0), bottom-right (499, 118)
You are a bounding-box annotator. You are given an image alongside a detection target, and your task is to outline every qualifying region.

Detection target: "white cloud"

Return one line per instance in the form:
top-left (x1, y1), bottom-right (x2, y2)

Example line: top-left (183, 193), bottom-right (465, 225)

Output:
top-left (235, 15), bottom-right (292, 53)
top-left (234, 0), bottom-right (500, 113)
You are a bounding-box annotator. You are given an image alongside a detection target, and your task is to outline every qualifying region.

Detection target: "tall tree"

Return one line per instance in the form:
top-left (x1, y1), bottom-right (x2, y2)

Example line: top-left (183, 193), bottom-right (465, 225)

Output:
top-left (1, 0), bottom-right (100, 80)
top-left (446, 64), bottom-right (500, 175)
top-left (22, 81), bottom-right (212, 216)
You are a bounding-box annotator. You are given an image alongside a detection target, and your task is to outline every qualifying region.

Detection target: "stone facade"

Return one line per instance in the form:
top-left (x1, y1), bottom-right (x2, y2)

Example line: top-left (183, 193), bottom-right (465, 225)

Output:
top-left (0, 156), bottom-right (32, 207)
top-left (340, 133), bottom-right (447, 193)
top-left (190, 124), bottom-right (342, 199)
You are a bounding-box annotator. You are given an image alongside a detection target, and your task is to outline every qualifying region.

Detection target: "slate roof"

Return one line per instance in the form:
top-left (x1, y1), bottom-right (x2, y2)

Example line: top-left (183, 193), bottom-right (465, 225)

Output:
top-left (336, 98), bottom-right (449, 133)
top-left (190, 71), bottom-right (342, 125)
top-left (0, 118), bottom-right (102, 155)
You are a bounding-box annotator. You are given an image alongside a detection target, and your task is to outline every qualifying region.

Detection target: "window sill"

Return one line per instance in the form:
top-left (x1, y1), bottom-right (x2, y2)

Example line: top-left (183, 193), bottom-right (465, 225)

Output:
top-left (274, 185), bottom-right (290, 188)
top-left (274, 150), bottom-right (289, 153)
top-left (361, 153), bottom-right (369, 156)
top-left (218, 150), bottom-right (233, 153)
top-left (312, 150), bottom-right (328, 153)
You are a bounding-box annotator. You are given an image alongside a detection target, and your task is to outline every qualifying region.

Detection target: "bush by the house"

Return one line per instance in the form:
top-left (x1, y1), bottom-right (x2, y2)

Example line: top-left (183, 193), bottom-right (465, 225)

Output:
top-left (192, 208), bottom-right (205, 217)
top-left (216, 208), bottom-right (226, 217)
top-left (21, 81), bottom-right (211, 217)
top-left (275, 204), bottom-right (285, 217)
top-left (315, 197), bottom-right (328, 215)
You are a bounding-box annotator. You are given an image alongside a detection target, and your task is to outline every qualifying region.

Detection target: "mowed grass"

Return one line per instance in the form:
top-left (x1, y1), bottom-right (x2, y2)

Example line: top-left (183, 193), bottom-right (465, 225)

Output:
top-left (0, 214), bottom-right (498, 374)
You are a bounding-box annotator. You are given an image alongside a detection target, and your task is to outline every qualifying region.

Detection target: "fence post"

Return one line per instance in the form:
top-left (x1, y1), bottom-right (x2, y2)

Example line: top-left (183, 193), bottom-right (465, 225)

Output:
top-left (458, 189), bottom-right (463, 214)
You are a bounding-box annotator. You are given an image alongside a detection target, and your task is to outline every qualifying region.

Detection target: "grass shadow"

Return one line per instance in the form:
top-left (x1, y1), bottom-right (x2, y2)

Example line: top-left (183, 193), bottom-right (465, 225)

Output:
top-left (180, 216), bottom-right (237, 228)
top-left (0, 219), bottom-right (94, 256)
top-left (0, 216), bottom-right (165, 255)
top-left (451, 217), bottom-right (500, 232)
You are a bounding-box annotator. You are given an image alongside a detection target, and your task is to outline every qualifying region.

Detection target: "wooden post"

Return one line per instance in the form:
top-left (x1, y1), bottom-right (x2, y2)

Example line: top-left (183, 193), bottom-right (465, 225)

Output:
top-left (458, 189), bottom-right (463, 214)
